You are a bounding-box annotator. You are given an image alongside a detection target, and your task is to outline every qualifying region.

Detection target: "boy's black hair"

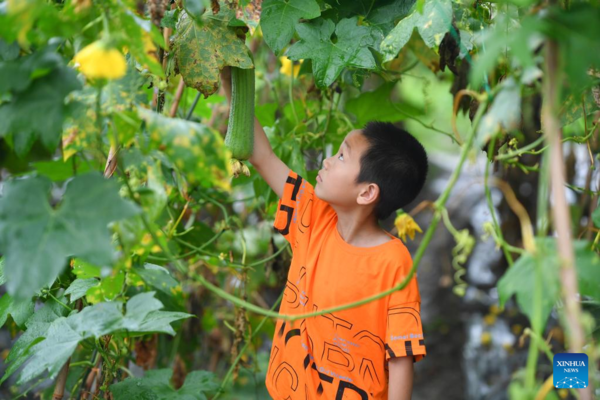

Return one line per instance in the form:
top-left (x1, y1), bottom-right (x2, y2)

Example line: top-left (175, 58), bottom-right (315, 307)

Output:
top-left (355, 121), bottom-right (428, 221)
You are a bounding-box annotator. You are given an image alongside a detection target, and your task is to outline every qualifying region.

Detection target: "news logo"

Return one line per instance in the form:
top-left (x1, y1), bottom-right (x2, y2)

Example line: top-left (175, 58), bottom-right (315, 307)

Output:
top-left (553, 353), bottom-right (588, 389)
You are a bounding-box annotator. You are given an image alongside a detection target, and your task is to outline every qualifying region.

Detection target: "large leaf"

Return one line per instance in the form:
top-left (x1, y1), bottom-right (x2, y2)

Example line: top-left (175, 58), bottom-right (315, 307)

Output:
top-left (542, 4), bottom-right (600, 95)
top-left (138, 107), bottom-right (233, 192)
top-left (345, 82), bottom-right (422, 128)
top-left (260, 0), bottom-right (321, 55)
top-left (0, 293), bottom-right (34, 328)
top-left (173, 10), bottom-right (254, 98)
top-left (286, 17), bottom-right (383, 88)
top-left (0, 173), bottom-right (140, 300)
top-left (0, 300), bottom-right (69, 385)
top-left (110, 368), bottom-right (219, 400)
top-left (380, 0), bottom-right (452, 62)
top-left (0, 65), bottom-right (81, 156)
top-left (366, 0), bottom-right (417, 36)
top-left (0, 45), bottom-right (64, 94)
top-left (4, 292), bottom-right (192, 385)
top-left (498, 238), bottom-right (600, 330)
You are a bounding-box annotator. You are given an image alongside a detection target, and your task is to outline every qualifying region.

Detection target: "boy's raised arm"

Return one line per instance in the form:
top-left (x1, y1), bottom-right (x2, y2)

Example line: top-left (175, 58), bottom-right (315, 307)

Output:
top-left (220, 66), bottom-right (289, 199)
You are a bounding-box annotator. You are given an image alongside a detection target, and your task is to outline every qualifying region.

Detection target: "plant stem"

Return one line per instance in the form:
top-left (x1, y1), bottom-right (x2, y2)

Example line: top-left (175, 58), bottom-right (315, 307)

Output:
top-left (542, 26), bottom-right (591, 399)
top-left (289, 70), bottom-right (298, 125)
top-left (485, 135), bottom-right (514, 265)
top-left (169, 79), bottom-right (186, 118)
top-left (186, 92), bottom-right (202, 120)
top-left (52, 358), bottom-right (70, 400)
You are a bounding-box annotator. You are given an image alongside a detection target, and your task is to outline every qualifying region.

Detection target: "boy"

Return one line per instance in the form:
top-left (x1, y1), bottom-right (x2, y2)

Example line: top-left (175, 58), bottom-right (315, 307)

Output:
top-left (221, 67), bottom-right (428, 400)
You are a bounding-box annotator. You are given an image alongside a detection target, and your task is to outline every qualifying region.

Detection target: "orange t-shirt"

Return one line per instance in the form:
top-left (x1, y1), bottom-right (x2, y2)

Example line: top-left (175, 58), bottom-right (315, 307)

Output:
top-left (265, 169), bottom-right (427, 400)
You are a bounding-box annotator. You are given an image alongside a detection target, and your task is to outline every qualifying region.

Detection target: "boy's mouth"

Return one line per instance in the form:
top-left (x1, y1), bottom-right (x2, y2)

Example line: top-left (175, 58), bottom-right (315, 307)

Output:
top-left (317, 172), bottom-right (323, 182)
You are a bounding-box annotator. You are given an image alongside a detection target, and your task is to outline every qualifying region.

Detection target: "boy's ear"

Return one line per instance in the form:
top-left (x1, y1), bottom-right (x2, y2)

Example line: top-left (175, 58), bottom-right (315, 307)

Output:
top-left (357, 183), bottom-right (380, 206)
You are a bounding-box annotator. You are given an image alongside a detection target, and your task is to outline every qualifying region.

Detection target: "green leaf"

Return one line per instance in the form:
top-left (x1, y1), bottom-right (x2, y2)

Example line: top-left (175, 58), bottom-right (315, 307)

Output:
top-left (136, 264), bottom-right (180, 296)
top-left (64, 278), bottom-right (99, 302)
top-left (7, 292), bottom-right (192, 385)
top-left (0, 39), bottom-right (20, 61)
top-left (380, 0), bottom-right (452, 62)
top-left (173, 10), bottom-right (254, 98)
top-left (475, 77), bottom-right (521, 147)
top-left (162, 8), bottom-right (181, 28)
top-left (543, 4), bottom-right (600, 95)
top-left (573, 240), bottom-right (600, 302)
top-left (0, 45), bottom-right (65, 94)
top-left (31, 158), bottom-right (92, 182)
top-left (18, 318), bottom-right (82, 384)
top-left (497, 238), bottom-right (600, 330)
top-left (0, 65), bottom-right (81, 156)
top-left (286, 17), bottom-right (383, 88)
top-left (0, 294), bottom-right (12, 328)
top-left (366, 0), bottom-right (416, 36)
top-left (559, 87), bottom-right (599, 128)
top-left (0, 173), bottom-right (140, 300)
top-left (497, 238), bottom-right (559, 330)
top-left (0, 292), bottom-right (34, 329)
top-left (345, 82), bottom-right (422, 128)
top-left (110, 368), bottom-right (219, 400)
top-left (183, 0), bottom-right (205, 20)
top-left (260, 0), bottom-right (321, 55)
top-left (132, 310), bottom-right (193, 336)
top-left (0, 300), bottom-right (68, 385)
top-left (138, 107), bottom-right (233, 192)
top-left (72, 258), bottom-right (102, 279)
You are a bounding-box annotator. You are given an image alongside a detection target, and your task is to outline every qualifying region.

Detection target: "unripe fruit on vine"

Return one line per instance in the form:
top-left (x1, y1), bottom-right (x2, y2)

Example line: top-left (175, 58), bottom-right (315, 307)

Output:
top-left (225, 66), bottom-right (255, 178)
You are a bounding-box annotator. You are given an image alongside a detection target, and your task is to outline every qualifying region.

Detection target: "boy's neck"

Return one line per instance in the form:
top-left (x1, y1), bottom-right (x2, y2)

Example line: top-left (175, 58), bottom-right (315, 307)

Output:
top-left (335, 214), bottom-right (390, 247)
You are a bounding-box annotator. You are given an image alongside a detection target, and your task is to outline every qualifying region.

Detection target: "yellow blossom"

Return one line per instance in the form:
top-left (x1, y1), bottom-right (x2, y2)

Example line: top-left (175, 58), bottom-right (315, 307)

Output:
top-left (73, 41), bottom-right (127, 80)
top-left (394, 211), bottom-right (423, 241)
top-left (279, 56), bottom-right (302, 77)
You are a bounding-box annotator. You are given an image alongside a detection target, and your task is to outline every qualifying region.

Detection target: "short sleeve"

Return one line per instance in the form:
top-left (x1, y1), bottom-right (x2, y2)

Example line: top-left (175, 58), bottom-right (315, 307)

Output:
top-left (272, 169), bottom-right (331, 251)
top-left (384, 259), bottom-right (426, 363)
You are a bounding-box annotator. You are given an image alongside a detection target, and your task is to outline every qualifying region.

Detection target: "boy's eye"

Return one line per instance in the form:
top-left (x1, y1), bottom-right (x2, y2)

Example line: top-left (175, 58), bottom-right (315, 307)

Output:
top-left (338, 152), bottom-right (344, 161)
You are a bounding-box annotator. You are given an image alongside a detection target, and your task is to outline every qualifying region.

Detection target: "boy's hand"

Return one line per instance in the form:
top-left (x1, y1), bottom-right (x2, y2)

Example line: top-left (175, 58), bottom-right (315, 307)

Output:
top-left (219, 66), bottom-right (232, 103)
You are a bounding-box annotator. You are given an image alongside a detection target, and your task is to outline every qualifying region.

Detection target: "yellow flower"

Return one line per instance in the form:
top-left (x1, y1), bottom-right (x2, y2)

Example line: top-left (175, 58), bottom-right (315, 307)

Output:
top-left (279, 56), bottom-right (302, 77)
top-left (394, 211), bottom-right (422, 241)
top-left (73, 41), bottom-right (127, 80)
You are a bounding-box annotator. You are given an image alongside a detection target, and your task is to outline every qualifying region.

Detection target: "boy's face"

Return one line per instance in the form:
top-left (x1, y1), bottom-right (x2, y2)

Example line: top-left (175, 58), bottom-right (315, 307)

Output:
top-left (315, 129), bottom-right (379, 208)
